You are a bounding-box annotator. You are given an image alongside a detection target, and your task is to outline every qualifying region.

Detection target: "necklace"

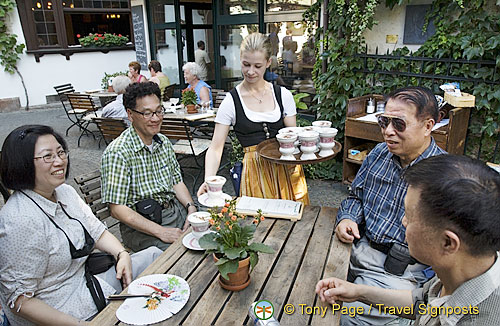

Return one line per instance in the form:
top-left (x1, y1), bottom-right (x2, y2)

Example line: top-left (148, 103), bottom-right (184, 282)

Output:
top-left (244, 83), bottom-right (266, 104)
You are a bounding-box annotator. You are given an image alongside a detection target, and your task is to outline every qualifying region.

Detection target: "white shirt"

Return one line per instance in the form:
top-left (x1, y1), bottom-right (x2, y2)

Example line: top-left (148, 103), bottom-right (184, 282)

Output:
top-left (214, 83), bottom-right (296, 126)
top-left (101, 94), bottom-right (130, 126)
top-left (195, 49), bottom-right (211, 81)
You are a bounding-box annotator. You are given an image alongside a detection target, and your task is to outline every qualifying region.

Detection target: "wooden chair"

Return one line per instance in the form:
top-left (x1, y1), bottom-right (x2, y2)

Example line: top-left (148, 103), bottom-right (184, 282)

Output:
top-left (92, 117), bottom-right (128, 148)
top-left (160, 118), bottom-right (211, 194)
top-left (162, 84), bottom-right (177, 102)
top-left (66, 93), bottom-right (100, 146)
top-left (54, 84), bottom-right (88, 136)
top-left (213, 91), bottom-right (227, 109)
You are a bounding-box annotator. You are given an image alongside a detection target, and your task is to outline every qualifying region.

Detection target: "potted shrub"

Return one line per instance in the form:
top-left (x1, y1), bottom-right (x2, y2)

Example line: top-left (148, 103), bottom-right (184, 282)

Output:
top-left (198, 200), bottom-right (274, 291)
top-left (181, 87), bottom-right (198, 114)
top-left (101, 71), bottom-right (128, 91)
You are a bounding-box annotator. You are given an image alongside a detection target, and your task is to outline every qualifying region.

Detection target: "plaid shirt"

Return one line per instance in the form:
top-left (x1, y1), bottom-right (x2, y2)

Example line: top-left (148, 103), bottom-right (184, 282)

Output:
top-left (337, 138), bottom-right (446, 245)
top-left (101, 127), bottom-right (182, 208)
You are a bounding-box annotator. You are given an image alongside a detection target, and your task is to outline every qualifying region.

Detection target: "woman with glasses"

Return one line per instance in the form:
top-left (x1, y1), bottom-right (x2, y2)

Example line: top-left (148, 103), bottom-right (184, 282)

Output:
top-left (0, 125), bottom-right (162, 325)
top-left (197, 33), bottom-right (309, 204)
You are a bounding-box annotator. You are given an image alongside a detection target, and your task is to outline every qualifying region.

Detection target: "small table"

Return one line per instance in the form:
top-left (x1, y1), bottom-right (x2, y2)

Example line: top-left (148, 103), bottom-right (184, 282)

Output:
top-left (90, 206), bottom-right (351, 325)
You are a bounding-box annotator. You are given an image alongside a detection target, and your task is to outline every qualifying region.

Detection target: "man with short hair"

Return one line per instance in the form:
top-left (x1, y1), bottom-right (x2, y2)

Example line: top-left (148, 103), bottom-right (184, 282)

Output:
top-left (148, 60), bottom-right (171, 100)
top-left (195, 40), bottom-right (211, 81)
top-left (102, 75), bottom-right (131, 125)
top-left (317, 155), bottom-right (500, 325)
top-left (335, 86), bottom-right (446, 324)
top-left (101, 82), bottom-right (197, 252)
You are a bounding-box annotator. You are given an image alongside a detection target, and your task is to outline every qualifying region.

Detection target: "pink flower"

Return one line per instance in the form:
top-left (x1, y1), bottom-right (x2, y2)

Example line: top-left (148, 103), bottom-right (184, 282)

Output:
top-left (76, 34), bottom-right (81, 38)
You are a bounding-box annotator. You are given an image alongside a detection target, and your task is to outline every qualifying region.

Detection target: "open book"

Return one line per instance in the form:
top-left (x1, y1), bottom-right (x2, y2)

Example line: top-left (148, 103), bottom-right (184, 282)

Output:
top-left (235, 196), bottom-right (304, 221)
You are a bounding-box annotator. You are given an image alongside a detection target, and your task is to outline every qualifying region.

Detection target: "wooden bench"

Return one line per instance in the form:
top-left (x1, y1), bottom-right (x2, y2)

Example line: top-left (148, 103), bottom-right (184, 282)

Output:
top-left (74, 170), bottom-right (123, 242)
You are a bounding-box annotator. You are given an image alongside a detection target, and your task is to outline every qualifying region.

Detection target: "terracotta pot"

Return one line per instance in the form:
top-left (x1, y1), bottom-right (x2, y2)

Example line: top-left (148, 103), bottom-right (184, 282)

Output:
top-left (213, 254), bottom-right (251, 291)
top-left (186, 104), bottom-right (198, 114)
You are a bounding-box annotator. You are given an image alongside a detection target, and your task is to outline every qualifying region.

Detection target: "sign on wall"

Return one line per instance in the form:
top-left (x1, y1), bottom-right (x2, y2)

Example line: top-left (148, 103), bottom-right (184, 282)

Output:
top-left (131, 5), bottom-right (148, 70)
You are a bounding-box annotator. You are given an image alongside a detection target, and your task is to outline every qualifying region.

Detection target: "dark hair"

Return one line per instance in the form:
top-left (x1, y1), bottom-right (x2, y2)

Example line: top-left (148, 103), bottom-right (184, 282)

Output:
top-left (385, 86), bottom-right (439, 122)
top-left (197, 40), bottom-right (205, 48)
top-left (148, 60), bottom-right (162, 73)
top-left (123, 82), bottom-right (161, 110)
top-left (404, 155), bottom-right (500, 256)
top-left (0, 125), bottom-right (70, 191)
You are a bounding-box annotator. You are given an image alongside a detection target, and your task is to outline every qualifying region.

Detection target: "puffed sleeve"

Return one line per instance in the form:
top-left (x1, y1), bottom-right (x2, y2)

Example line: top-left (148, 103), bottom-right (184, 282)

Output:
top-left (280, 87), bottom-right (297, 117)
top-left (0, 208), bottom-right (49, 309)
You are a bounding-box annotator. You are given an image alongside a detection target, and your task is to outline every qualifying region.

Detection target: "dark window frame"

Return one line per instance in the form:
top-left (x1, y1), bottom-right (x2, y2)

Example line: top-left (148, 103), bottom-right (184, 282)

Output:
top-left (16, 0), bottom-right (135, 62)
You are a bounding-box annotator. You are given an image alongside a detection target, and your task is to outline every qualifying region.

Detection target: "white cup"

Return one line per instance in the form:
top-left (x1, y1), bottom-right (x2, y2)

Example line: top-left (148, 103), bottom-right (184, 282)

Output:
top-left (206, 176), bottom-right (226, 201)
top-left (188, 211), bottom-right (211, 240)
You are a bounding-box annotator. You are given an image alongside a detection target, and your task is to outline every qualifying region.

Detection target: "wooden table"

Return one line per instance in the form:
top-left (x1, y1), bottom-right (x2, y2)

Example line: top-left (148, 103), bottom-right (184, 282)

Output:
top-left (90, 206), bottom-right (351, 326)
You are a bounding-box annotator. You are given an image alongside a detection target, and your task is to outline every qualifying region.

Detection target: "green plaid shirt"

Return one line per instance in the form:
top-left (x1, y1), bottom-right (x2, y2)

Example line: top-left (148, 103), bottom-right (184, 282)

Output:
top-left (101, 127), bottom-right (182, 207)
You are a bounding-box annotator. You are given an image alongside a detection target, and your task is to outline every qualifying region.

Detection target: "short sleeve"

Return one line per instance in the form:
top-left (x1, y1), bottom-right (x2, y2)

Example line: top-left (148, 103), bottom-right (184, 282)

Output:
top-left (101, 150), bottom-right (130, 205)
top-left (214, 93), bottom-right (235, 126)
top-left (280, 87), bottom-right (297, 117)
top-left (0, 210), bottom-right (49, 307)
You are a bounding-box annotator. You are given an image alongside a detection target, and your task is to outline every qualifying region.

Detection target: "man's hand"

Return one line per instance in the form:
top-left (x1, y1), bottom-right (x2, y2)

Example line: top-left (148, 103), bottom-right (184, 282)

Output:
top-left (335, 219), bottom-right (360, 243)
top-left (157, 227), bottom-right (184, 243)
top-left (315, 278), bottom-right (360, 305)
top-left (115, 252), bottom-right (132, 288)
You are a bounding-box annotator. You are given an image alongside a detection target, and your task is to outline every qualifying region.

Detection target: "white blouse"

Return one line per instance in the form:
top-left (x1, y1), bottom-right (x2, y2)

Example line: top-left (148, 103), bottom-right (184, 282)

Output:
top-left (0, 184), bottom-right (114, 325)
top-left (214, 83), bottom-right (297, 126)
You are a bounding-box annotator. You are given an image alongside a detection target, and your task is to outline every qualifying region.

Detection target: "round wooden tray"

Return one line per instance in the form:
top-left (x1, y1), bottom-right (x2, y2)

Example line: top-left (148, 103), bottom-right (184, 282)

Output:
top-left (256, 138), bottom-right (342, 165)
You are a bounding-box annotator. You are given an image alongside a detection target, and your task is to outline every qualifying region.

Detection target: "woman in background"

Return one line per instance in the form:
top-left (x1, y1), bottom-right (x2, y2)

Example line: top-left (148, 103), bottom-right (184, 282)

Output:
top-left (182, 62), bottom-right (212, 107)
top-left (128, 61), bottom-right (147, 83)
top-left (197, 33), bottom-right (309, 204)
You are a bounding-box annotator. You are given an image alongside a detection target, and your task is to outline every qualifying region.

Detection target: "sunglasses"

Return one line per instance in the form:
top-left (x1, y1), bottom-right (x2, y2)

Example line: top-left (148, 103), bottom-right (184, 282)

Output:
top-left (377, 114), bottom-right (407, 132)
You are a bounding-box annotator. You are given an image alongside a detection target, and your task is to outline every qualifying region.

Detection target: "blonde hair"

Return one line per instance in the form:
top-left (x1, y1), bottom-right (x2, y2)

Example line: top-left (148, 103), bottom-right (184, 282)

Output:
top-left (240, 33), bottom-right (272, 61)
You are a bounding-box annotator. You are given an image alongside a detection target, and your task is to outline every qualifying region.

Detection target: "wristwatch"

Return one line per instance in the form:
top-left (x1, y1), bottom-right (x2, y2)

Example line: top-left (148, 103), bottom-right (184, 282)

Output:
top-left (185, 202), bottom-right (196, 210)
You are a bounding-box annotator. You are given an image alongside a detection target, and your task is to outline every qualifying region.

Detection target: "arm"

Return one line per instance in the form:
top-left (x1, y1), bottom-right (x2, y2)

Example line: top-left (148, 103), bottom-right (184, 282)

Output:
top-left (109, 204), bottom-right (182, 243)
top-left (94, 230), bottom-right (132, 287)
top-left (150, 76), bottom-right (160, 85)
top-left (172, 181), bottom-right (198, 231)
top-left (199, 86), bottom-right (211, 103)
top-left (11, 297), bottom-right (88, 326)
top-left (315, 278), bottom-right (414, 318)
top-left (283, 115), bottom-right (296, 127)
top-left (197, 123), bottom-right (231, 196)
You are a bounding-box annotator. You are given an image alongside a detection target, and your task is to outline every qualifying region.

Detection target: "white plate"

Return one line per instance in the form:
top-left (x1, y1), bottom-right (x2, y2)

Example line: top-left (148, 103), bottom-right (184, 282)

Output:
top-left (198, 193), bottom-right (232, 207)
top-left (182, 232), bottom-right (203, 251)
top-left (116, 274), bottom-right (190, 325)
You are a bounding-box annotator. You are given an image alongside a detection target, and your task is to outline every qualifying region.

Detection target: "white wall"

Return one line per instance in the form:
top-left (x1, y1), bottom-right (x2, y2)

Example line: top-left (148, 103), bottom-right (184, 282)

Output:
top-left (1, 0), bottom-right (151, 107)
top-left (363, 0), bottom-right (432, 54)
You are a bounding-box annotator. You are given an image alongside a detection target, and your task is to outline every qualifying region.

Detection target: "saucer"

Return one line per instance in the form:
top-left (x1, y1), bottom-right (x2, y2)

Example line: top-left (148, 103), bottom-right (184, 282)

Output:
top-left (182, 232), bottom-right (203, 250)
top-left (198, 193), bottom-right (232, 207)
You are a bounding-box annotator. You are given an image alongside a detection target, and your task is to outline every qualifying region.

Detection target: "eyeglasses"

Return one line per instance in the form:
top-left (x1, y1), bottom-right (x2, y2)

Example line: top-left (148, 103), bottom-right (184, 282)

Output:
top-left (34, 150), bottom-right (69, 163)
top-left (377, 114), bottom-right (407, 133)
top-left (129, 107), bottom-right (165, 119)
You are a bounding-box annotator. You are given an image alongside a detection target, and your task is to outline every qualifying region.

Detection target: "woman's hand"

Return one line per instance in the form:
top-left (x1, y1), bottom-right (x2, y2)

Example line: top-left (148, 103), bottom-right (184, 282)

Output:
top-left (197, 182), bottom-right (208, 197)
top-left (115, 251), bottom-right (132, 288)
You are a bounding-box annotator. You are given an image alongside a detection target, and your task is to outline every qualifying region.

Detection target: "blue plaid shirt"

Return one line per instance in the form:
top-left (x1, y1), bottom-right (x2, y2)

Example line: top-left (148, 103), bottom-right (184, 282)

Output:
top-left (337, 138), bottom-right (446, 245)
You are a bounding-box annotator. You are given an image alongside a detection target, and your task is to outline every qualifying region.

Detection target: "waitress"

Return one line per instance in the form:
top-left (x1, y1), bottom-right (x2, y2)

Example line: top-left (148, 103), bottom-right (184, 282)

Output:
top-left (197, 33), bottom-right (309, 204)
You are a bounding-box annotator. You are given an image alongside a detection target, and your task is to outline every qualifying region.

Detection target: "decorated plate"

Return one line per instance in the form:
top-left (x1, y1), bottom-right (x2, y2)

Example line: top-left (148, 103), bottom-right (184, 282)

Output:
top-left (198, 192), bottom-right (232, 208)
top-left (115, 274), bottom-right (190, 325)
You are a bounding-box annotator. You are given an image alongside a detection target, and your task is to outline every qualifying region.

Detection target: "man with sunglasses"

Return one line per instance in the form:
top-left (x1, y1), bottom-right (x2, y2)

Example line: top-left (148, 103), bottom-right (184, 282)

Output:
top-left (101, 82), bottom-right (197, 252)
top-left (334, 86), bottom-right (446, 325)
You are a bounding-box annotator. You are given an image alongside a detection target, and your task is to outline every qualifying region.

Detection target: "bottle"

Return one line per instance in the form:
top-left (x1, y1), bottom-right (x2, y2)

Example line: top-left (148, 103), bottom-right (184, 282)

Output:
top-left (366, 98), bottom-right (375, 114)
top-left (376, 101), bottom-right (385, 113)
top-left (248, 302), bottom-right (280, 326)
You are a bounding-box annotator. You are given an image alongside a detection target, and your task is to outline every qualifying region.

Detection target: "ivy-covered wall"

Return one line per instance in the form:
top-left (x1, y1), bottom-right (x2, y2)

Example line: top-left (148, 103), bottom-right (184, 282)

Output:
top-left (305, 0), bottom-right (500, 179)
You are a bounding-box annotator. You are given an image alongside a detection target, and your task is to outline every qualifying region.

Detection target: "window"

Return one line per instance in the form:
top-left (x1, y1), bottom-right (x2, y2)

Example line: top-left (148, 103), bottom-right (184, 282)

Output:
top-left (16, 0), bottom-right (133, 59)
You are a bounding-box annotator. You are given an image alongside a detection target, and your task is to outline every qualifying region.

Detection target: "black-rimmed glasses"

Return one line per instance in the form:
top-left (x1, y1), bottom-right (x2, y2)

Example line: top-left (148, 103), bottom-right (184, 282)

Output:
top-left (377, 114), bottom-right (407, 133)
top-left (34, 149), bottom-right (69, 163)
top-left (129, 106), bottom-right (166, 119)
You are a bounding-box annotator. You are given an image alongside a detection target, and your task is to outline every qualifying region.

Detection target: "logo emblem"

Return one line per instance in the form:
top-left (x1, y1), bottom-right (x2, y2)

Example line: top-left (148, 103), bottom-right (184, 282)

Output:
top-left (254, 300), bottom-right (274, 320)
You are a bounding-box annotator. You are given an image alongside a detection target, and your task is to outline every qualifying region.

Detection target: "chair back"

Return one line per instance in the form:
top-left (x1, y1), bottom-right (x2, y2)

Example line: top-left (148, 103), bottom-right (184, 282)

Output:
top-left (92, 117), bottom-right (128, 146)
top-left (162, 84), bottom-right (177, 102)
top-left (74, 170), bottom-right (110, 221)
top-left (213, 92), bottom-right (228, 109)
top-left (160, 118), bottom-right (193, 142)
top-left (54, 83), bottom-right (75, 102)
top-left (67, 93), bottom-right (98, 113)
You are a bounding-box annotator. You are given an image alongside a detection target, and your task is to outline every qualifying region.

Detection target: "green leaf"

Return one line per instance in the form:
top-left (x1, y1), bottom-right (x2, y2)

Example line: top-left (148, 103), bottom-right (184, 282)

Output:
top-left (214, 257), bottom-right (229, 266)
top-left (248, 242), bottom-right (275, 254)
top-left (218, 260), bottom-right (239, 280)
top-left (224, 247), bottom-right (245, 260)
top-left (249, 251), bottom-right (258, 272)
top-left (198, 233), bottom-right (218, 250)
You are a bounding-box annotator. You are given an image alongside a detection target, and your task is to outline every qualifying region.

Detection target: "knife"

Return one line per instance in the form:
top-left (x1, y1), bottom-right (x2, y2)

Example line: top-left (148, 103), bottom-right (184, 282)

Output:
top-left (107, 294), bottom-right (153, 300)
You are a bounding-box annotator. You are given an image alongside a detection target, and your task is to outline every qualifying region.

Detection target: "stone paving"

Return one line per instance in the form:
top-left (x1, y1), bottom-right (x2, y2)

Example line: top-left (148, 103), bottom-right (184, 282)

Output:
top-left (0, 104), bottom-right (349, 208)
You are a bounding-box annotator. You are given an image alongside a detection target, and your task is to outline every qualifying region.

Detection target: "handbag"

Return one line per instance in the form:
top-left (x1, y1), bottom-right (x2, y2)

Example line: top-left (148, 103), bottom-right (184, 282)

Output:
top-left (84, 253), bottom-right (116, 312)
top-left (135, 198), bottom-right (163, 224)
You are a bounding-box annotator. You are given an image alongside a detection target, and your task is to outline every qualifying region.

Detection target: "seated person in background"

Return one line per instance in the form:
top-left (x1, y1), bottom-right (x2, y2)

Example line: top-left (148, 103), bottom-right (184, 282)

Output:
top-left (148, 60), bottom-right (171, 100)
top-left (101, 82), bottom-right (197, 252)
top-left (317, 155), bottom-right (500, 325)
top-left (102, 75), bottom-right (131, 126)
top-left (0, 125), bottom-right (161, 326)
top-left (335, 86), bottom-right (446, 325)
top-left (128, 61), bottom-right (147, 83)
top-left (182, 62), bottom-right (212, 107)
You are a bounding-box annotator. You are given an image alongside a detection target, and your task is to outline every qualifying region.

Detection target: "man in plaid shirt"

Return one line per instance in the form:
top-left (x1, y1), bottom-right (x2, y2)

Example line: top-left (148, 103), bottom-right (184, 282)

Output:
top-left (101, 82), bottom-right (197, 252)
top-left (335, 87), bottom-right (446, 325)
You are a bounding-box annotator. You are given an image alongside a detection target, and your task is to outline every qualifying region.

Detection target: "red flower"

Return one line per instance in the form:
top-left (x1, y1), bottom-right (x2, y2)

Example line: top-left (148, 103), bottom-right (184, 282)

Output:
top-left (76, 34), bottom-right (81, 38)
top-left (118, 34), bottom-right (122, 37)
top-left (94, 37), bottom-right (99, 41)
top-left (97, 34), bottom-right (102, 37)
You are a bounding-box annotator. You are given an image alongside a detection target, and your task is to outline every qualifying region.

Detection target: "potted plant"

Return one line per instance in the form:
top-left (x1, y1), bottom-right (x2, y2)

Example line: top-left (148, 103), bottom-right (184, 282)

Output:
top-left (199, 200), bottom-right (274, 291)
top-left (77, 33), bottom-right (129, 48)
top-left (101, 71), bottom-right (128, 91)
top-left (181, 87), bottom-right (198, 114)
